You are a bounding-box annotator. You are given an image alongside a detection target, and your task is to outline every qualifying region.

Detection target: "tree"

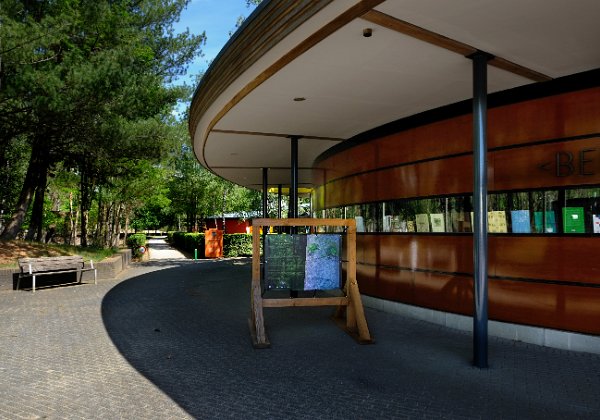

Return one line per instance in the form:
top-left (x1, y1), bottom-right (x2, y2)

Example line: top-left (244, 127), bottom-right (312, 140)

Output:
top-left (0, 0), bottom-right (205, 241)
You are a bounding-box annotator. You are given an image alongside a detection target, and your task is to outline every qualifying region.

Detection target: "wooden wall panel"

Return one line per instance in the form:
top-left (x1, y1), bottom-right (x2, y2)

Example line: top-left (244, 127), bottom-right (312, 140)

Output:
top-left (354, 234), bottom-right (600, 334)
top-left (314, 87), bottom-right (600, 193)
top-left (492, 137), bottom-right (600, 191)
top-left (488, 279), bottom-right (600, 334)
top-left (488, 87), bottom-right (600, 149)
top-left (491, 236), bottom-right (600, 284)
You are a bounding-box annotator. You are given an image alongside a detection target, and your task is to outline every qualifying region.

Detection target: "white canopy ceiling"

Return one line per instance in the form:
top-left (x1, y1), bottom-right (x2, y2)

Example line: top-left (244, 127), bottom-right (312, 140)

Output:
top-left (190, 0), bottom-right (600, 190)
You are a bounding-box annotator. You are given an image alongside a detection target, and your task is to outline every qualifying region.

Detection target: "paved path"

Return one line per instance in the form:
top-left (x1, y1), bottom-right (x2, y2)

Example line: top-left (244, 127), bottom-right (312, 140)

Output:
top-left (0, 246), bottom-right (599, 418)
top-left (148, 237), bottom-right (187, 260)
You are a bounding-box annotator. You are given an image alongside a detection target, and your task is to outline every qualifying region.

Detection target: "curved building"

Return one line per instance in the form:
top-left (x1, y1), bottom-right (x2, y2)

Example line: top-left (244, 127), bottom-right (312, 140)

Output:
top-left (190, 1), bottom-right (600, 353)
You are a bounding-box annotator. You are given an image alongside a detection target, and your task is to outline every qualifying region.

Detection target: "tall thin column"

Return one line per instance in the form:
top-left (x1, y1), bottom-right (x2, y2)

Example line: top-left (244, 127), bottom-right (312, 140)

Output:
top-left (471, 51), bottom-right (491, 369)
top-left (290, 136), bottom-right (299, 219)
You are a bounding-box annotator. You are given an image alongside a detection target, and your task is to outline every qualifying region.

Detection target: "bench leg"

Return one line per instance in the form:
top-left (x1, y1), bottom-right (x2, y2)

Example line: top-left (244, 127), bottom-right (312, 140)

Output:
top-left (94, 269), bottom-right (97, 285)
top-left (16, 276), bottom-right (21, 291)
top-left (32, 275), bottom-right (36, 293)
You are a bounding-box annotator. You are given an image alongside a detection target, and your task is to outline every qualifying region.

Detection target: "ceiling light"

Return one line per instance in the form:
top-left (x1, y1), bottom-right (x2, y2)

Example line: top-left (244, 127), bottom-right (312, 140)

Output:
top-left (293, 97), bottom-right (306, 102)
top-left (363, 28), bottom-right (372, 37)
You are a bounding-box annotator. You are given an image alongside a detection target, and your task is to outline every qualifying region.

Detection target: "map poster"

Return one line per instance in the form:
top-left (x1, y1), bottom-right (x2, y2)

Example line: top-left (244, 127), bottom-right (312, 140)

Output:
top-left (264, 234), bottom-right (306, 290)
top-left (304, 234), bottom-right (342, 290)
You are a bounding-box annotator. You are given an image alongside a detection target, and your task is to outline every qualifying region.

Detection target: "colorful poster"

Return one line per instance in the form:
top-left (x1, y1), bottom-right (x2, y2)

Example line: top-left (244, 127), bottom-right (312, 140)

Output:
top-left (487, 211), bottom-right (508, 233)
top-left (304, 234), bottom-right (341, 290)
top-left (511, 210), bottom-right (531, 233)
top-left (593, 215), bottom-right (600, 234)
top-left (355, 216), bottom-right (365, 233)
top-left (534, 211), bottom-right (557, 233)
top-left (430, 213), bottom-right (445, 232)
top-left (563, 207), bottom-right (585, 233)
top-left (415, 214), bottom-right (430, 232)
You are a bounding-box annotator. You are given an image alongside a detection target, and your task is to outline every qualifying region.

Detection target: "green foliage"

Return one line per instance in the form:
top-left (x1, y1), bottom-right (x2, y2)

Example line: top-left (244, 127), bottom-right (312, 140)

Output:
top-left (169, 231), bottom-right (253, 257)
top-left (170, 231), bottom-right (203, 255)
top-left (223, 234), bottom-right (253, 257)
top-left (126, 233), bottom-right (147, 258)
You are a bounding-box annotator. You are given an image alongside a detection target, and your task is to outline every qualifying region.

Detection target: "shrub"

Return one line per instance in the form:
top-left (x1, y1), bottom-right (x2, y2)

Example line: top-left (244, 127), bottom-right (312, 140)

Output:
top-left (126, 233), bottom-right (147, 258)
top-left (223, 234), bottom-right (253, 257)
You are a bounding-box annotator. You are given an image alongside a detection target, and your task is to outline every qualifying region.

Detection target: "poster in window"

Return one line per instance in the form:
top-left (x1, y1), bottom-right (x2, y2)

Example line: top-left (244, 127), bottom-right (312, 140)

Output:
top-left (415, 214), bottom-right (430, 232)
top-left (487, 211), bottom-right (508, 233)
top-left (534, 211), bottom-right (557, 233)
top-left (430, 213), bottom-right (445, 232)
top-left (562, 207), bottom-right (585, 233)
top-left (593, 215), bottom-right (600, 234)
top-left (511, 210), bottom-right (531, 233)
top-left (355, 216), bottom-right (365, 233)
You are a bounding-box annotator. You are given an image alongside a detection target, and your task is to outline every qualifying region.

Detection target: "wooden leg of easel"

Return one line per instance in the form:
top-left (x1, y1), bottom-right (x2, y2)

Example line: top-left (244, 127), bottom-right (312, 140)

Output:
top-left (347, 279), bottom-right (372, 343)
top-left (249, 282), bottom-right (270, 348)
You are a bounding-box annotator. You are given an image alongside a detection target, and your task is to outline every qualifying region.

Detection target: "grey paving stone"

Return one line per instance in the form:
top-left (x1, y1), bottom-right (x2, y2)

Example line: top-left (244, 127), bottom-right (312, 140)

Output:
top-left (0, 243), bottom-right (599, 419)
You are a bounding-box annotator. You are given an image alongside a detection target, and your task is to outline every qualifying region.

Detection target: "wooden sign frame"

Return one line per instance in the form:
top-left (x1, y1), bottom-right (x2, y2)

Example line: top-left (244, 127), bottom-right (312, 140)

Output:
top-left (249, 218), bottom-right (372, 348)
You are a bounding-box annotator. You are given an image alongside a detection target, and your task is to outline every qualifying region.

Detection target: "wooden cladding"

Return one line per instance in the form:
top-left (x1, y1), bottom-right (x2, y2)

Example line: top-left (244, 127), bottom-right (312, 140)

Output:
top-left (311, 87), bottom-right (600, 335)
top-left (355, 234), bottom-right (600, 334)
top-left (313, 87), bottom-right (600, 207)
top-left (357, 235), bottom-right (600, 285)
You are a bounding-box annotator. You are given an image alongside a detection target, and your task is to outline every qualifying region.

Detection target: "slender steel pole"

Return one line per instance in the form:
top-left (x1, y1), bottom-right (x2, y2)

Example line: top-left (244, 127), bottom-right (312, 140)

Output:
top-left (277, 184), bottom-right (282, 219)
top-left (471, 51), bottom-right (490, 369)
top-left (262, 168), bottom-right (268, 218)
top-left (262, 167), bottom-right (268, 265)
top-left (290, 136), bottom-right (299, 219)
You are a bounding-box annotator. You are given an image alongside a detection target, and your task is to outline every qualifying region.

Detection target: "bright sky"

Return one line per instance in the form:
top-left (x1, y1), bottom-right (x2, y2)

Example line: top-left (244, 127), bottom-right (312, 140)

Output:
top-left (174, 0), bottom-right (258, 87)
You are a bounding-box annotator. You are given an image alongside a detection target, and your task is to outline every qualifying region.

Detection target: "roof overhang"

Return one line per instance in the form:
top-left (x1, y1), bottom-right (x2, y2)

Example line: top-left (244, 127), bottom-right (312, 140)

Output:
top-left (189, 0), bottom-right (600, 190)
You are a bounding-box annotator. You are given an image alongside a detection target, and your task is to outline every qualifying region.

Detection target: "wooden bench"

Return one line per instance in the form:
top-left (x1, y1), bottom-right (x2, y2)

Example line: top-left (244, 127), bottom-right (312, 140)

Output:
top-left (17, 256), bottom-right (97, 292)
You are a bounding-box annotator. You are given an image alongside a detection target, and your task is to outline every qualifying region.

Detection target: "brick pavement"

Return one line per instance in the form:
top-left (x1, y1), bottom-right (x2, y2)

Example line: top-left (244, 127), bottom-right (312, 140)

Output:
top-left (0, 253), bottom-right (599, 419)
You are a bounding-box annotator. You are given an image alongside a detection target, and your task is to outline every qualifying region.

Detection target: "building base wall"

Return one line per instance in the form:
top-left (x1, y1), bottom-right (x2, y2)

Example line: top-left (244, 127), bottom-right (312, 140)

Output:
top-left (362, 295), bottom-right (600, 355)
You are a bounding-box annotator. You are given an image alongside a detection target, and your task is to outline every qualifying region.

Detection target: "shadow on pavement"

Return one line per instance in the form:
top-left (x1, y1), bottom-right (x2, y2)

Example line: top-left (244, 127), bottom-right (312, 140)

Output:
top-left (101, 259), bottom-right (600, 418)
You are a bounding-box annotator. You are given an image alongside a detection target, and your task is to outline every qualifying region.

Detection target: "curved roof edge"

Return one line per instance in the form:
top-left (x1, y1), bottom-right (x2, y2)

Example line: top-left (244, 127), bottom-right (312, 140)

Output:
top-left (314, 68), bottom-right (600, 165)
top-left (188, 0), bottom-right (334, 143)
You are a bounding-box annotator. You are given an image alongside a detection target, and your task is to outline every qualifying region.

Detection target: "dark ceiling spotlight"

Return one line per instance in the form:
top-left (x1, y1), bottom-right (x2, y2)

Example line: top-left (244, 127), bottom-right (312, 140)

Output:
top-left (363, 28), bottom-right (373, 38)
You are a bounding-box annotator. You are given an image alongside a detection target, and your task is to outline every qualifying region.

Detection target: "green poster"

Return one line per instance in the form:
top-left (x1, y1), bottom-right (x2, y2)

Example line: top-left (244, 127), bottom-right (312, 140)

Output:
top-left (562, 207), bottom-right (585, 233)
top-left (534, 211), bottom-right (557, 233)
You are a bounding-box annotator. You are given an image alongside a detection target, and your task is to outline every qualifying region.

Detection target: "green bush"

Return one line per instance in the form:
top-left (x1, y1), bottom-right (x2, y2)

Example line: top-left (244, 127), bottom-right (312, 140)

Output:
top-left (126, 233), bottom-right (147, 258)
top-left (169, 231), bottom-right (254, 258)
top-left (166, 231), bottom-right (176, 244)
top-left (223, 233), bottom-right (253, 257)
top-left (184, 232), bottom-right (204, 255)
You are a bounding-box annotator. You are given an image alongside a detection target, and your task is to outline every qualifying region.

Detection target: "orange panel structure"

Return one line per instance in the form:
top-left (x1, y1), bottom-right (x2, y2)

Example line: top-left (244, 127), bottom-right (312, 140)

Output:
top-left (204, 229), bottom-right (223, 258)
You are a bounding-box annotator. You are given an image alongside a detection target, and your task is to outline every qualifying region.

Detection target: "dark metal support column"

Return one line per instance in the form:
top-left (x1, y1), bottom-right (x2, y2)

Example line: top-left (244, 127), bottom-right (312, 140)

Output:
top-left (262, 168), bottom-right (268, 266)
top-left (290, 136), bottom-right (299, 219)
top-left (262, 168), bottom-right (268, 219)
top-left (471, 51), bottom-right (491, 369)
top-left (277, 184), bottom-right (282, 219)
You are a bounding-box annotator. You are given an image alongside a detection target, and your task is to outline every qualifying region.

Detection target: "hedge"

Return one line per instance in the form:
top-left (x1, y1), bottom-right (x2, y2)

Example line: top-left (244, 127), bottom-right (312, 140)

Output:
top-left (168, 231), bottom-right (253, 257)
top-left (126, 233), bottom-right (147, 258)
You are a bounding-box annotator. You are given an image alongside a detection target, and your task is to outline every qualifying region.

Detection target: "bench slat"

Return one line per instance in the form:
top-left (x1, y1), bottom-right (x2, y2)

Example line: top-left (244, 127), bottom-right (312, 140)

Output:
top-left (18, 256), bottom-right (85, 273)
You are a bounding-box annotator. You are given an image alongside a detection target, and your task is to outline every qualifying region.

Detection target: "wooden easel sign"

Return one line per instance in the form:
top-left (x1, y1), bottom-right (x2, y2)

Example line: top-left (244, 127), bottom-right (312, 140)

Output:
top-left (249, 218), bottom-right (373, 348)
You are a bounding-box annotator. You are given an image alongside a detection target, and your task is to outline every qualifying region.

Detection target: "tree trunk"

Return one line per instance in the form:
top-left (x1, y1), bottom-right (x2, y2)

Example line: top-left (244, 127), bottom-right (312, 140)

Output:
top-left (80, 161), bottom-right (93, 247)
top-left (0, 147), bottom-right (42, 240)
top-left (26, 164), bottom-right (49, 242)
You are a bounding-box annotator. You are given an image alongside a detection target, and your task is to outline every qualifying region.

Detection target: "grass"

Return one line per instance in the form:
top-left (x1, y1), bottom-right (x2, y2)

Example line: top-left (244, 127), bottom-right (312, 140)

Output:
top-left (0, 240), bottom-right (120, 268)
